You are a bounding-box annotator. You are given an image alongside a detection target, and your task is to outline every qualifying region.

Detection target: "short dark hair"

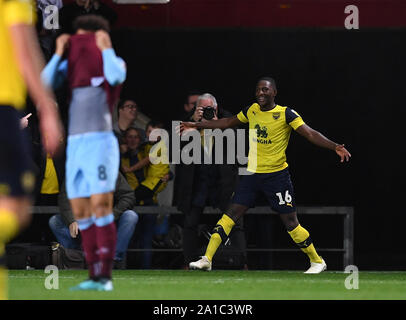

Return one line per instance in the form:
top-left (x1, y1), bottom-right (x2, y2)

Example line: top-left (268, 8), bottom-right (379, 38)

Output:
top-left (72, 14), bottom-right (110, 33)
top-left (124, 126), bottom-right (141, 137)
top-left (117, 99), bottom-right (126, 109)
top-left (146, 119), bottom-right (164, 131)
top-left (116, 99), bottom-right (126, 117)
top-left (184, 90), bottom-right (202, 104)
top-left (117, 99), bottom-right (137, 117)
top-left (258, 76), bottom-right (277, 90)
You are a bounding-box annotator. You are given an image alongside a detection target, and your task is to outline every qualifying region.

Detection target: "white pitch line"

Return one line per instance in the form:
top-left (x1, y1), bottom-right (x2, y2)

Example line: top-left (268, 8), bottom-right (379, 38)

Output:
top-left (8, 275), bottom-right (75, 279)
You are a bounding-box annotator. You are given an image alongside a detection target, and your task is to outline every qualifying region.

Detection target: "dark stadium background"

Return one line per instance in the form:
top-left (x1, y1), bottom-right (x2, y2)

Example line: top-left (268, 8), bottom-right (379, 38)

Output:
top-left (23, 0), bottom-right (405, 271)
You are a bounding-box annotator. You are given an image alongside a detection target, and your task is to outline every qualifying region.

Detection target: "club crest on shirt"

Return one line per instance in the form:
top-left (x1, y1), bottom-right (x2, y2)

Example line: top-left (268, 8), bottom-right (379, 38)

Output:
top-left (255, 124), bottom-right (268, 138)
top-left (272, 112), bottom-right (280, 120)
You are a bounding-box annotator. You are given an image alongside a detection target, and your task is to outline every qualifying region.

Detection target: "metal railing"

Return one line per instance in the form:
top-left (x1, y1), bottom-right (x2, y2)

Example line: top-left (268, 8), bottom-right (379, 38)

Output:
top-left (32, 205), bottom-right (354, 267)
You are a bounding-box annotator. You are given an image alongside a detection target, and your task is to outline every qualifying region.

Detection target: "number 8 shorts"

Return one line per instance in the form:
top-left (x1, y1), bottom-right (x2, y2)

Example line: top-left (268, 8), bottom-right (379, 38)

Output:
top-left (231, 168), bottom-right (296, 214)
top-left (66, 131), bottom-right (119, 199)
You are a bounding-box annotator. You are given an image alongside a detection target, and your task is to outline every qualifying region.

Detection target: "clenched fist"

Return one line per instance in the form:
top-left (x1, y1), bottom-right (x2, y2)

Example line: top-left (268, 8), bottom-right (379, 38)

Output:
top-left (55, 34), bottom-right (70, 56)
top-left (95, 30), bottom-right (112, 51)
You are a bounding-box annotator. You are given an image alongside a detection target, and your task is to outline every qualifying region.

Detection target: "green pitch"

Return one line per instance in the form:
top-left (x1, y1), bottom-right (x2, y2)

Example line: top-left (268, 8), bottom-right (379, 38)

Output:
top-left (7, 269), bottom-right (406, 300)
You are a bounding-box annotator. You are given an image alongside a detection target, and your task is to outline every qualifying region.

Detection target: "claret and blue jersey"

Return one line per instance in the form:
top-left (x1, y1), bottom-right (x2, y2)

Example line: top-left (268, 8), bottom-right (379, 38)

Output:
top-left (41, 33), bottom-right (127, 199)
top-left (41, 35), bottom-right (126, 136)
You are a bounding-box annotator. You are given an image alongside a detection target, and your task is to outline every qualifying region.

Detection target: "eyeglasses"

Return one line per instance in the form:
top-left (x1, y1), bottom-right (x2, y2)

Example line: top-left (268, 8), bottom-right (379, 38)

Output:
top-left (123, 104), bottom-right (137, 110)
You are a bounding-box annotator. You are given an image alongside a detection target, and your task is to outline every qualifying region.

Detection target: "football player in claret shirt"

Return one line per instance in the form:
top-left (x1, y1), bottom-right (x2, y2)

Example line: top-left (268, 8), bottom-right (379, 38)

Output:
top-left (180, 77), bottom-right (351, 273)
top-left (41, 15), bottom-right (126, 291)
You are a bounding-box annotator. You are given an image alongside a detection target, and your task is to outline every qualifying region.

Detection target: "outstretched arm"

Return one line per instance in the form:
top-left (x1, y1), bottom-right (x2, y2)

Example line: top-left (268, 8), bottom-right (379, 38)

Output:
top-left (122, 156), bottom-right (150, 173)
top-left (295, 124), bottom-right (351, 162)
top-left (180, 115), bottom-right (242, 133)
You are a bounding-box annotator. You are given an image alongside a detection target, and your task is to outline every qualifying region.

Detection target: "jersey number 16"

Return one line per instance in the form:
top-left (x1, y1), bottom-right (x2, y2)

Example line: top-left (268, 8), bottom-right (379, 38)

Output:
top-left (276, 190), bottom-right (292, 205)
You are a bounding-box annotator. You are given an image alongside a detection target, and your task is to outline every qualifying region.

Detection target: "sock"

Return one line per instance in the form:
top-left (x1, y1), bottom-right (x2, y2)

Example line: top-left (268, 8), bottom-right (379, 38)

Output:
top-left (0, 210), bottom-right (20, 300)
top-left (77, 217), bottom-right (100, 280)
top-left (95, 213), bottom-right (116, 280)
top-left (0, 267), bottom-right (7, 300)
top-left (205, 214), bottom-right (235, 262)
top-left (288, 224), bottom-right (322, 263)
top-left (0, 209), bottom-right (19, 255)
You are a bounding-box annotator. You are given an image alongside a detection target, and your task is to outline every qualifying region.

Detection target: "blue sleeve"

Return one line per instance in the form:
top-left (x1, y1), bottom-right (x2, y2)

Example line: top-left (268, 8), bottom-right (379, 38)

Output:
top-left (41, 54), bottom-right (68, 89)
top-left (102, 48), bottom-right (127, 86)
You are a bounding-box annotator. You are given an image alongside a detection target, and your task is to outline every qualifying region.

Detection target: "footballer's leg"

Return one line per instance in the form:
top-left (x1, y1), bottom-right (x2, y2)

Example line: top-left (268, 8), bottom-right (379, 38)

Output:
top-left (66, 135), bottom-right (104, 290)
top-left (190, 174), bottom-right (256, 271)
top-left (189, 209), bottom-right (236, 271)
top-left (69, 195), bottom-right (115, 292)
top-left (189, 205), bottom-right (248, 271)
top-left (88, 132), bottom-right (119, 290)
top-left (280, 212), bottom-right (326, 273)
top-left (67, 154), bottom-right (113, 290)
top-left (0, 108), bottom-right (36, 298)
top-left (69, 197), bottom-right (104, 291)
top-left (266, 169), bottom-right (326, 273)
top-left (0, 198), bottom-right (31, 300)
top-left (91, 192), bottom-right (115, 291)
top-left (0, 206), bottom-right (16, 300)
top-left (69, 131), bottom-right (119, 290)
top-left (70, 197), bottom-right (101, 281)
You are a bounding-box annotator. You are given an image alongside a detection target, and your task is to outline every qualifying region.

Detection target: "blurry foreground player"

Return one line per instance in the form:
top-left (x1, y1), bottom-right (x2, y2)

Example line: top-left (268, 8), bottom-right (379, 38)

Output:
top-left (41, 15), bottom-right (126, 291)
top-left (0, 0), bottom-right (63, 300)
top-left (181, 77), bottom-right (351, 274)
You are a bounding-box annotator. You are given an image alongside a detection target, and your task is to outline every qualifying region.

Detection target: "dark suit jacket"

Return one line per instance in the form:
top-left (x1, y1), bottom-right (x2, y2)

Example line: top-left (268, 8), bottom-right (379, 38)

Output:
top-left (174, 108), bottom-right (239, 213)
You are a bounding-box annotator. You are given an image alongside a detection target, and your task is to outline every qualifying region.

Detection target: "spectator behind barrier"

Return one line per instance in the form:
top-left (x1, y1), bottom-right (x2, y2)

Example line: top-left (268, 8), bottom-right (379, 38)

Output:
top-left (30, 114), bottom-right (66, 207)
top-left (121, 120), bottom-right (171, 269)
top-left (120, 127), bottom-right (146, 190)
top-left (113, 99), bottom-right (147, 145)
top-left (174, 93), bottom-right (247, 268)
top-left (48, 172), bottom-right (139, 269)
top-left (180, 90), bottom-right (201, 121)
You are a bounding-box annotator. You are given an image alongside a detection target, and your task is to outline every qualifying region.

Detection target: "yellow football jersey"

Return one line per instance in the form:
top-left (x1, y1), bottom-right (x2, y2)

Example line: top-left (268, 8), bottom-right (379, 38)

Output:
top-left (237, 103), bottom-right (305, 173)
top-left (121, 153), bottom-right (146, 191)
top-left (0, 0), bottom-right (36, 109)
top-left (40, 155), bottom-right (59, 194)
top-left (141, 141), bottom-right (169, 194)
